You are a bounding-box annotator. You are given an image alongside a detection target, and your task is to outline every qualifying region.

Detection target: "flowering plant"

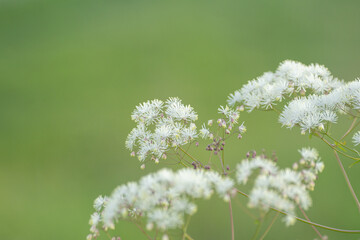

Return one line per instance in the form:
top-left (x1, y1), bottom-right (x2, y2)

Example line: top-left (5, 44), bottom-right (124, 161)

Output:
top-left (87, 61), bottom-right (360, 240)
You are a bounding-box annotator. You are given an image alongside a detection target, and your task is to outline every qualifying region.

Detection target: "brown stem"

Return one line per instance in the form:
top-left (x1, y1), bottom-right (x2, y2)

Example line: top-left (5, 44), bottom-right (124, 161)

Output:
top-left (235, 189), bottom-right (360, 233)
top-left (229, 199), bottom-right (235, 240)
top-left (259, 212), bottom-right (279, 240)
top-left (333, 150), bottom-right (360, 212)
top-left (298, 205), bottom-right (324, 239)
top-left (134, 222), bottom-right (152, 240)
top-left (234, 198), bottom-right (257, 220)
top-left (341, 117), bottom-right (358, 140)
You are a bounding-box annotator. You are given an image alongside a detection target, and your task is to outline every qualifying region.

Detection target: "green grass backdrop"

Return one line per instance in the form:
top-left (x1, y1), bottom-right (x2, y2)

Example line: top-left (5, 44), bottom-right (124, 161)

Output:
top-left (1, 0), bottom-right (360, 239)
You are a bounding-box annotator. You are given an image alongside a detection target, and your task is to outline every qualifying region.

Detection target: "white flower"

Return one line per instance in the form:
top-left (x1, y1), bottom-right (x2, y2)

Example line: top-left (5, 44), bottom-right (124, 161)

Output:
top-left (352, 131), bottom-right (360, 146)
top-left (89, 212), bottom-right (100, 226)
top-left (236, 157), bottom-right (277, 184)
top-left (93, 195), bottom-right (107, 211)
top-left (165, 97), bottom-right (198, 122)
top-left (199, 124), bottom-right (210, 139)
top-left (298, 148), bottom-right (319, 161)
top-left (131, 99), bottom-right (163, 125)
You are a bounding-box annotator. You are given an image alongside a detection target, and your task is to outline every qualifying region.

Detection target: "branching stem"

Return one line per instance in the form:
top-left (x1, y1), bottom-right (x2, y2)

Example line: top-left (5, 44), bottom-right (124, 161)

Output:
top-left (341, 117), bottom-right (359, 140)
top-left (235, 189), bottom-right (360, 234)
top-left (259, 212), bottom-right (279, 240)
top-left (333, 150), bottom-right (360, 212)
top-left (298, 205), bottom-right (324, 239)
top-left (134, 222), bottom-right (152, 240)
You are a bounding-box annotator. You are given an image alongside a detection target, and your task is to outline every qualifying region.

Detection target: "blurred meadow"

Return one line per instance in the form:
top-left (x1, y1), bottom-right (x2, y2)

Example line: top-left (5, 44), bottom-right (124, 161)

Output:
top-left (1, 0), bottom-right (360, 239)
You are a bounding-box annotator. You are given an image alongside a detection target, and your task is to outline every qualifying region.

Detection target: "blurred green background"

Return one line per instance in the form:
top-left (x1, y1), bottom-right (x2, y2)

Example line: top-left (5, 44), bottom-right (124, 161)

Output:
top-left (1, 0), bottom-right (360, 239)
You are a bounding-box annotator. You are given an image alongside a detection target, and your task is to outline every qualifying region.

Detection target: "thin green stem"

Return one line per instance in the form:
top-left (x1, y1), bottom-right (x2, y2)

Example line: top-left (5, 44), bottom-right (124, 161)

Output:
top-left (178, 147), bottom-right (201, 164)
top-left (251, 214), bottom-right (265, 240)
top-left (184, 233), bottom-right (194, 240)
top-left (182, 216), bottom-right (192, 240)
top-left (323, 132), bottom-right (359, 155)
top-left (172, 149), bottom-right (192, 167)
top-left (314, 132), bottom-right (360, 161)
top-left (271, 107), bottom-right (281, 114)
top-left (179, 160), bottom-right (189, 168)
top-left (235, 189), bottom-right (360, 234)
top-left (259, 212), bottom-right (279, 240)
top-left (173, 149), bottom-right (190, 167)
top-left (333, 150), bottom-right (360, 212)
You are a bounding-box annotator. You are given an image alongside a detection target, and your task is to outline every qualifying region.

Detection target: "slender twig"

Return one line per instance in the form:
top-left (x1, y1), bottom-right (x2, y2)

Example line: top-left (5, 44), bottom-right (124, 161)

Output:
top-left (314, 132), bottom-right (360, 161)
top-left (251, 213), bottom-right (265, 240)
top-left (323, 132), bottom-right (360, 155)
top-left (222, 128), bottom-right (225, 167)
top-left (104, 230), bottom-right (112, 240)
top-left (153, 230), bottom-right (158, 240)
top-left (218, 154), bottom-right (226, 173)
top-left (172, 149), bottom-right (192, 166)
top-left (333, 150), bottom-right (360, 212)
top-left (178, 147), bottom-right (201, 165)
top-left (182, 216), bottom-right (192, 240)
top-left (234, 198), bottom-right (257, 220)
top-left (134, 222), bottom-right (152, 240)
top-left (229, 199), bottom-right (235, 240)
top-left (298, 205), bottom-right (324, 239)
top-left (235, 189), bottom-right (360, 233)
top-left (184, 233), bottom-right (194, 240)
top-left (259, 212), bottom-right (279, 240)
top-left (340, 105), bottom-right (360, 118)
top-left (341, 117), bottom-right (359, 140)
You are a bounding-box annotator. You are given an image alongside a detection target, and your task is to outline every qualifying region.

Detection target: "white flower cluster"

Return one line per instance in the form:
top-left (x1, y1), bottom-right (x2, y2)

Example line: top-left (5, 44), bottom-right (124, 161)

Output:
top-left (227, 60), bottom-right (360, 133)
top-left (228, 60), bottom-right (343, 111)
top-left (87, 196), bottom-right (108, 240)
top-left (279, 80), bottom-right (360, 133)
top-left (291, 148), bottom-right (325, 191)
top-left (199, 105), bottom-right (246, 140)
top-left (236, 148), bottom-right (324, 226)
top-left (88, 168), bottom-right (234, 238)
top-left (126, 97), bottom-right (198, 162)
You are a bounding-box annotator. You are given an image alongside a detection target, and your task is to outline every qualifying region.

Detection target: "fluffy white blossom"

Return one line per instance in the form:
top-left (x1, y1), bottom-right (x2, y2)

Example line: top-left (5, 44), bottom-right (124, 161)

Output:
top-left (227, 60), bottom-right (360, 133)
top-left (352, 131), bottom-right (360, 146)
top-left (199, 124), bottom-right (210, 139)
top-left (218, 105), bottom-right (240, 125)
top-left (93, 195), bottom-right (107, 211)
top-left (126, 97), bottom-right (198, 162)
top-left (236, 148), bottom-right (324, 226)
top-left (89, 168), bottom-right (234, 237)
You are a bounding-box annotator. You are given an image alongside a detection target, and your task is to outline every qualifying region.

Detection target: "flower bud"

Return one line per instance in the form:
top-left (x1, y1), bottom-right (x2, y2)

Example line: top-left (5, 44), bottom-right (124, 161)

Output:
top-left (146, 223), bottom-right (154, 231)
top-left (292, 162), bottom-right (298, 170)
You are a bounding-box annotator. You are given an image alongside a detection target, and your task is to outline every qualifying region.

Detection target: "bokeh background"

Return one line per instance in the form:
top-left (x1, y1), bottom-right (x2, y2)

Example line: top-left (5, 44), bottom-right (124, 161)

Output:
top-left (1, 0), bottom-right (360, 239)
